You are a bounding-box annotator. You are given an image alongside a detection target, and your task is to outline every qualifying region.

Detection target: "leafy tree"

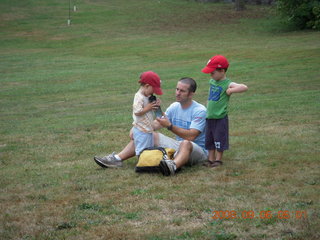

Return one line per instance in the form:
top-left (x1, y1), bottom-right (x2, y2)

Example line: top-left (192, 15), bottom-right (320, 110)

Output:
top-left (277, 0), bottom-right (320, 30)
top-left (235, 0), bottom-right (246, 11)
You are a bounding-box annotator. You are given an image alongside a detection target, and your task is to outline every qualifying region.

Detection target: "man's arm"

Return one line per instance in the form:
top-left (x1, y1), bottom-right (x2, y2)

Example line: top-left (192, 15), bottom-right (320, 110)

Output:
top-left (155, 116), bottom-right (201, 141)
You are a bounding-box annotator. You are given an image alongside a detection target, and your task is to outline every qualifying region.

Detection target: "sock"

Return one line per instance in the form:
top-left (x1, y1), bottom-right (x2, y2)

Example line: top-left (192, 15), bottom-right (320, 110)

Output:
top-left (114, 154), bottom-right (122, 161)
top-left (173, 162), bottom-right (177, 171)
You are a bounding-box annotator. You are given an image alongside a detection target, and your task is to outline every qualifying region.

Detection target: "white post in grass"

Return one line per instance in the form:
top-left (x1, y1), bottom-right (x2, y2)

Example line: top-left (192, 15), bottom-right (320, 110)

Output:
top-left (68, 0), bottom-right (71, 25)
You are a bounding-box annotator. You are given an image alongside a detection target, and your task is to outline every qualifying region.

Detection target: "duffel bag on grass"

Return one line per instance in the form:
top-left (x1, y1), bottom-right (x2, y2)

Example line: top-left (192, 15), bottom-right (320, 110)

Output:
top-left (135, 147), bottom-right (175, 173)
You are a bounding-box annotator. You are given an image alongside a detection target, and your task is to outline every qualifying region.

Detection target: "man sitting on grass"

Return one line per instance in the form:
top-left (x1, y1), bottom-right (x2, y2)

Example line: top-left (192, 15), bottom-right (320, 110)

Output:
top-left (94, 77), bottom-right (208, 176)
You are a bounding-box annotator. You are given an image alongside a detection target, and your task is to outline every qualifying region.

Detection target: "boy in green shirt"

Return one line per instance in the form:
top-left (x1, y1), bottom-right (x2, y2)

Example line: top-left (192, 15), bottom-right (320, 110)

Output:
top-left (202, 55), bottom-right (248, 167)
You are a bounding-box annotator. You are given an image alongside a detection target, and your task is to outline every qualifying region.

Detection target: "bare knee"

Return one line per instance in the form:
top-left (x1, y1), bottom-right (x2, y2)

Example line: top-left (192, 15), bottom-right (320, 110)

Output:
top-left (174, 140), bottom-right (193, 168)
top-left (179, 140), bottom-right (193, 152)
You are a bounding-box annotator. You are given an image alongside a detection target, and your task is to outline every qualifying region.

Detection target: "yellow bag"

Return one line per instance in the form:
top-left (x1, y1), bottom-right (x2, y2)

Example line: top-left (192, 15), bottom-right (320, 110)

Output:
top-left (135, 147), bottom-right (175, 173)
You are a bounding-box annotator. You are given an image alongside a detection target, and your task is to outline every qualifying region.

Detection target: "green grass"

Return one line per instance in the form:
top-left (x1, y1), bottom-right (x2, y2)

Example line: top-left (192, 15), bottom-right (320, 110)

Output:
top-left (1, 0), bottom-right (319, 239)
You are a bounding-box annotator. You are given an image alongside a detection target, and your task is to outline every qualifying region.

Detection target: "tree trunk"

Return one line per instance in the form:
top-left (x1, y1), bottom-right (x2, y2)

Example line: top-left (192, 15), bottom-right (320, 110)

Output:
top-left (235, 0), bottom-right (245, 11)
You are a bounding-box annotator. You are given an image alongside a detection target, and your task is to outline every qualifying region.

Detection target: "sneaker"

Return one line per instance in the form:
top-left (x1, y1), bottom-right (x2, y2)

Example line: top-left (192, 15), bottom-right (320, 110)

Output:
top-left (93, 152), bottom-right (123, 168)
top-left (159, 159), bottom-right (176, 176)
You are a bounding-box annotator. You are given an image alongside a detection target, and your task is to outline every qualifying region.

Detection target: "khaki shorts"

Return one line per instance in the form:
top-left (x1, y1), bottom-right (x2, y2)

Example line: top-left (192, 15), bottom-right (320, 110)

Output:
top-left (155, 133), bottom-right (208, 166)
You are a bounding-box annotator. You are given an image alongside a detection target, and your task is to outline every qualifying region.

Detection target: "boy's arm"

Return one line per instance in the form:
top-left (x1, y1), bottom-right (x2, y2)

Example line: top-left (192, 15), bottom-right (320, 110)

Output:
top-left (134, 97), bottom-right (162, 117)
top-left (226, 82), bottom-right (248, 95)
top-left (134, 102), bottom-right (156, 116)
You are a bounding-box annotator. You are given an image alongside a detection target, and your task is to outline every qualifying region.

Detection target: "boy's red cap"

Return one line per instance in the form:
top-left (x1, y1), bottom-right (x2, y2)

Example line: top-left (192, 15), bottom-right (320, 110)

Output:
top-left (139, 71), bottom-right (163, 95)
top-left (201, 55), bottom-right (229, 74)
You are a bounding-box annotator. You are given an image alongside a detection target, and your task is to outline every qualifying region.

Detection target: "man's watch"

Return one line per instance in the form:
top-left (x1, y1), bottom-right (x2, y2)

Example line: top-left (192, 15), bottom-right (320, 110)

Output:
top-left (167, 124), bottom-right (173, 131)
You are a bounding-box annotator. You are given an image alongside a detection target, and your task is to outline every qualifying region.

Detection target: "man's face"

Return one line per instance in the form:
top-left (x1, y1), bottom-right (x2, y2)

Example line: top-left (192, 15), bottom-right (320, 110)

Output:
top-left (175, 82), bottom-right (192, 103)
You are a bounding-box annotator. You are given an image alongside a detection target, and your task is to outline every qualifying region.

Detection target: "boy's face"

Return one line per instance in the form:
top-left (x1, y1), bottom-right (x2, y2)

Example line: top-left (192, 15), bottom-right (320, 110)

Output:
top-left (210, 69), bottom-right (226, 81)
top-left (143, 84), bottom-right (155, 96)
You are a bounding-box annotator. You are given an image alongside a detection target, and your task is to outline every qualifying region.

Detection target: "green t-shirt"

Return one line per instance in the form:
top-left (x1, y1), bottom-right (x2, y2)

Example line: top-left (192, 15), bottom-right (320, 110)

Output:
top-left (206, 78), bottom-right (231, 119)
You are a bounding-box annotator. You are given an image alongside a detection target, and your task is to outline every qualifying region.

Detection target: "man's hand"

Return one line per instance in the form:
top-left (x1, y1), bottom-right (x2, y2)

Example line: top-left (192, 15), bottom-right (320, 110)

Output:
top-left (155, 114), bottom-right (171, 128)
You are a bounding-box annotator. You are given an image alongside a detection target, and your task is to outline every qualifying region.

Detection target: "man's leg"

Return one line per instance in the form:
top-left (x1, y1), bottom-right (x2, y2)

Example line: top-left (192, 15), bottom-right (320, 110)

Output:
top-left (117, 140), bottom-right (136, 160)
top-left (93, 140), bottom-right (136, 168)
top-left (159, 140), bottom-right (193, 176)
top-left (172, 140), bottom-right (192, 168)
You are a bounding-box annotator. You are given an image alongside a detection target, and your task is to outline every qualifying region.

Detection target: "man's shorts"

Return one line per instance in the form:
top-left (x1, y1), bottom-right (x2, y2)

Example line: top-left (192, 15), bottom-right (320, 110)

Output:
top-left (133, 127), bottom-right (153, 155)
top-left (156, 133), bottom-right (208, 166)
top-left (205, 116), bottom-right (229, 152)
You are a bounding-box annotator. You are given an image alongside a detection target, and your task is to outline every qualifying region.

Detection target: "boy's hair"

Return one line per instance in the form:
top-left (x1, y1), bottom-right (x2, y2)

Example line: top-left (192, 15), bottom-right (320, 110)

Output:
top-left (179, 77), bottom-right (197, 93)
top-left (216, 68), bottom-right (228, 73)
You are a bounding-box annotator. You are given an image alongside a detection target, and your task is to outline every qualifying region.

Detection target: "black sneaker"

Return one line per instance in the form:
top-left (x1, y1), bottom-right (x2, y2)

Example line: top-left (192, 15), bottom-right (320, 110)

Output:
top-left (159, 159), bottom-right (176, 176)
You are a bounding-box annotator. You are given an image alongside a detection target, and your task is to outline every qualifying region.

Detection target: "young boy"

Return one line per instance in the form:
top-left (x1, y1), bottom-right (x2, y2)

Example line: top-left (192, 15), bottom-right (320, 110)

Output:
top-left (202, 55), bottom-right (248, 167)
top-left (132, 71), bottom-right (163, 156)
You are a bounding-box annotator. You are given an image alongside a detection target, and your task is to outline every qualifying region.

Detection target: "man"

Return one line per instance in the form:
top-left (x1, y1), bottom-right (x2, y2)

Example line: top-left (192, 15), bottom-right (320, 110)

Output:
top-left (94, 77), bottom-right (208, 176)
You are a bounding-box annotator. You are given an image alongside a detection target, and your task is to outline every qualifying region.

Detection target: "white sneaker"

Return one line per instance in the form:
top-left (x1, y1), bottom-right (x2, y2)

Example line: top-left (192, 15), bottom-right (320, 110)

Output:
top-left (93, 152), bottom-right (123, 168)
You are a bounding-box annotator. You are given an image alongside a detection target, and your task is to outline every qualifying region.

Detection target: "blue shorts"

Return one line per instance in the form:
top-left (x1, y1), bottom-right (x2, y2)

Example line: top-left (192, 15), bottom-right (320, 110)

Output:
top-left (205, 116), bottom-right (229, 152)
top-left (133, 127), bottom-right (153, 155)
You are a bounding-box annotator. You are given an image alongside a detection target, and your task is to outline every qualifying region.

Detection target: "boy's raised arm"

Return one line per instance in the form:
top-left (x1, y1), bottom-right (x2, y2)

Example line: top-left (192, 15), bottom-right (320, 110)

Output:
top-left (226, 82), bottom-right (248, 95)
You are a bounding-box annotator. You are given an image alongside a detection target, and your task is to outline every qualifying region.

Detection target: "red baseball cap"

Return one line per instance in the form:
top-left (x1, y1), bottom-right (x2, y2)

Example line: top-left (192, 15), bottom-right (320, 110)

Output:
top-left (139, 71), bottom-right (163, 95)
top-left (201, 55), bottom-right (229, 74)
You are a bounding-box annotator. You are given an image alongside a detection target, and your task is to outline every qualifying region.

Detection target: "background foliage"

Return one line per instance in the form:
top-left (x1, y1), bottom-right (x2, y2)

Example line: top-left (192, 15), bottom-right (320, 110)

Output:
top-left (277, 0), bottom-right (320, 30)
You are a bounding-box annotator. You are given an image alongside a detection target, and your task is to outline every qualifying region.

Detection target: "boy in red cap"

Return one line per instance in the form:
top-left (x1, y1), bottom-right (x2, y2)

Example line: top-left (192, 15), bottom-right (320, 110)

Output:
top-left (131, 71), bottom-right (163, 156)
top-left (202, 55), bottom-right (248, 167)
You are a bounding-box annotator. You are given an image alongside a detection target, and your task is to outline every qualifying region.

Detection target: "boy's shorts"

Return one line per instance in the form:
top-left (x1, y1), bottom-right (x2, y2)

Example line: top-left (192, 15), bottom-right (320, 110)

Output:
top-left (156, 133), bottom-right (208, 166)
top-left (133, 127), bottom-right (153, 155)
top-left (205, 116), bottom-right (229, 152)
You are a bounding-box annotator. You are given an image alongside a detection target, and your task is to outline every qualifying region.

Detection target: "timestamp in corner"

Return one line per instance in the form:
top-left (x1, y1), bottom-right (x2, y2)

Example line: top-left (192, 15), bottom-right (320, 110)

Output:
top-left (211, 210), bottom-right (308, 220)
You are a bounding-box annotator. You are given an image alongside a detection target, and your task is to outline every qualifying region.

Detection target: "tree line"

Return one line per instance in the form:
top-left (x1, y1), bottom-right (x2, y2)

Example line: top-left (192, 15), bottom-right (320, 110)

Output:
top-left (196, 0), bottom-right (320, 30)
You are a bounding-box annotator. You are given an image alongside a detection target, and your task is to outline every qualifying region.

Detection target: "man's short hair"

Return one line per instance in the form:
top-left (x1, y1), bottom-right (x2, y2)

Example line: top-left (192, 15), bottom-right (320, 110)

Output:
top-left (179, 77), bottom-right (197, 93)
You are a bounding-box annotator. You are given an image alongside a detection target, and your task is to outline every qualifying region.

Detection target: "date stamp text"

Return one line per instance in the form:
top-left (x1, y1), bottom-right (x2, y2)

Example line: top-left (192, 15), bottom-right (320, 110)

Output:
top-left (212, 210), bottom-right (308, 220)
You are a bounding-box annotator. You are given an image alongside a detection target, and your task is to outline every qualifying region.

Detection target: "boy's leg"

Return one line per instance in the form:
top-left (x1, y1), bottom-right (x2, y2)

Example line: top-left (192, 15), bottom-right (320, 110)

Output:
top-left (216, 150), bottom-right (223, 161)
top-left (133, 128), bottom-right (153, 156)
top-left (205, 119), bottom-right (217, 165)
top-left (212, 116), bottom-right (228, 167)
top-left (208, 149), bottom-right (216, 161)
top-left (205, 118), bottom-right (228, 168)
top-left (208, 150), bottom-right (223, 167)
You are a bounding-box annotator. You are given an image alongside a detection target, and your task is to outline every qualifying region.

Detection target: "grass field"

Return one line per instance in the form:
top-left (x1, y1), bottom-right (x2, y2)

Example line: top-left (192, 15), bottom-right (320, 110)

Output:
top-left (1, 0), bottom-right (319, 239)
